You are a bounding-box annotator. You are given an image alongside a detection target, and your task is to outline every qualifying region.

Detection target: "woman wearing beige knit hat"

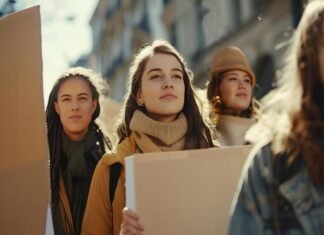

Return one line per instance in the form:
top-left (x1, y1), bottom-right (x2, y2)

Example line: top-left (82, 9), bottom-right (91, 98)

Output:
top-left (206, 46), bottom-right (260, 146)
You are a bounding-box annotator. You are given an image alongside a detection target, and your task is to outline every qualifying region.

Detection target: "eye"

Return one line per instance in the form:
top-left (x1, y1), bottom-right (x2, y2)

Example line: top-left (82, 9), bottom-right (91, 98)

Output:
top-left (229, 77), bottom-right (237, 81)
top-left (62, 97), bottom-right (71, 102)
top-left (244, 78), bottom-right (251, 84)
top-left (172, 73), bottom-right (183, 79)
top-left (79, 96), bottom-right (88, 101)
top-left (150, 74), bottom-right (161, 80)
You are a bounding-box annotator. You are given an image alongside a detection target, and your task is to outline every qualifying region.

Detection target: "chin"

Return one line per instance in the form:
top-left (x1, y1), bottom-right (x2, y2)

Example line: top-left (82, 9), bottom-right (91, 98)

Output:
top-left (68, 127), bottom-right (86, 134)
top-left (162, 110), bottom-right (182, 116)
top-left (155, 107), bottom-right (182, 114)
top-left (235, 104), bottom-right (250, 110)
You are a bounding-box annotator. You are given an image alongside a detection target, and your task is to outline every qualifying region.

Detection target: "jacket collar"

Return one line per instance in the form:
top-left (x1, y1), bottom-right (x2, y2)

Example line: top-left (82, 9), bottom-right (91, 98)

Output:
top-left (101, 134), bottom-right (137, 167)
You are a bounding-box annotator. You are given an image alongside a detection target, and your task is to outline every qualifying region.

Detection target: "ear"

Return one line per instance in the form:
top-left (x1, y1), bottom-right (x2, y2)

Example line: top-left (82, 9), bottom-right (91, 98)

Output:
top-left (136, 89), bottom-right (144, 106)
top-left (54, 102), bottom-right (60, 115)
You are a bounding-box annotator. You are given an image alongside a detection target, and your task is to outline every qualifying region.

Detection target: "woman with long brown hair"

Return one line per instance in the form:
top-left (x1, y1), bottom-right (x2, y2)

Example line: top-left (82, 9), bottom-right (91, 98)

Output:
top-left (81, 40), bottom-right (214, 235)
top-left (228, 1), bottom-right (324, 234)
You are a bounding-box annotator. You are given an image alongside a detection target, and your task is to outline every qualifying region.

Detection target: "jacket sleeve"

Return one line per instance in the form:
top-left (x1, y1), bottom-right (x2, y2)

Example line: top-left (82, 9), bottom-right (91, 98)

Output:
top-left (82, 158), bottom-right (113, 235)
top-left (227, 143), bottom-right (275, 235)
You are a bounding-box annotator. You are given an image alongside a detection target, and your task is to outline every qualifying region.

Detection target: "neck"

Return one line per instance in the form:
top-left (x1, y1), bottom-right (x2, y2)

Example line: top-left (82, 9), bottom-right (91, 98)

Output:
top-left (221, 108), bottom-right (245, 117)
top-left (130, 110), bottom-right (188, 145)
top-left (63, 128), bottom-right (89, 142)
top-left (146, 112), bottom-right (178, 122)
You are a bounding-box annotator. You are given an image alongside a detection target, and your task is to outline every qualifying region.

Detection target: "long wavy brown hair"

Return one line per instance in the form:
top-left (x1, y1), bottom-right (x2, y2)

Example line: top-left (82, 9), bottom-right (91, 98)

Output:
top-left (115, 40), bottom-right (214, 149)
top-left (270, 1), bottom-right (324, 187)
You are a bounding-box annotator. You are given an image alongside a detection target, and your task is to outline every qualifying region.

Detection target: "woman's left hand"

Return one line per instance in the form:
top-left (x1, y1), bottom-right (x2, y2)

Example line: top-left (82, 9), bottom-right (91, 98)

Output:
top-left (120, 207), bottom-right (144, 235)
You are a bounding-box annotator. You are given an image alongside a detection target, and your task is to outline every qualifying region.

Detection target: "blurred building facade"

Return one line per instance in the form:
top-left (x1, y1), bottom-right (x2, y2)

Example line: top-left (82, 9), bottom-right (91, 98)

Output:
top-left (89, 0), bottom-right (168, 100)
top-left (89, 0), bottom-right (304, 101)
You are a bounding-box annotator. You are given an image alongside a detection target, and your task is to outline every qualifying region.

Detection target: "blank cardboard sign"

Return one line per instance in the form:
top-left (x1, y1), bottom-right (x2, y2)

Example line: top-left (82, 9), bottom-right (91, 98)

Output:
top-left (125, 146), bottom-right (252, 235)
top-left (0, 6), bottom-right (49, 235)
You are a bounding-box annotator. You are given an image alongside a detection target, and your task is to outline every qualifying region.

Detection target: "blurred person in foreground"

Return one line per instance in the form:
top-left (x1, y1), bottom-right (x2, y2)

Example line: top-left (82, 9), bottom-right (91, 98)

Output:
top-left (228, 1), bottom-right (324, 234)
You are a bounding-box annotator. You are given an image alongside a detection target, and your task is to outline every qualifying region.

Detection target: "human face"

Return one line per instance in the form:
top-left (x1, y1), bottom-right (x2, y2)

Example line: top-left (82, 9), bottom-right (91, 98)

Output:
top-left (54, 77), bottom-right (97, 141)
top-left (136, 53), bottom-right (185, 122)
top-left (218, 70), bottom-right (252, 114)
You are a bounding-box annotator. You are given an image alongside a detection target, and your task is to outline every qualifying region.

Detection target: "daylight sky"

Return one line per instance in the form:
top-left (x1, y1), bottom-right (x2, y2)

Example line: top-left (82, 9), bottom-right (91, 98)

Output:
top-left (1, 0), bottom-right (99, 104)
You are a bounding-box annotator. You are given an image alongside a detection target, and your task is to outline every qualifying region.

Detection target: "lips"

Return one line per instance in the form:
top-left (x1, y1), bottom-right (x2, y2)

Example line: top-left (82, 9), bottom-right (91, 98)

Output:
top-left (236, 93), bottom-right (247, 98)
top-left (69, 115), bottom-right (82, 120)
top-left (160, 93), bottom-right (177, 99)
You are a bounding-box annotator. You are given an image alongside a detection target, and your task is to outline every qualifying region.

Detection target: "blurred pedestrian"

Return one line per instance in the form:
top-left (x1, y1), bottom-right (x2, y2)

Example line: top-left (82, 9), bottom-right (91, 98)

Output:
top-left (228, 1), bottom-right (324, 234)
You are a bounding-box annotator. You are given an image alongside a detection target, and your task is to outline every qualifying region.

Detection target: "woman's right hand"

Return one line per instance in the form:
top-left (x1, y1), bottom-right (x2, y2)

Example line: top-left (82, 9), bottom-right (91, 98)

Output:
top-left (120, 207), bottom-right (144, 235)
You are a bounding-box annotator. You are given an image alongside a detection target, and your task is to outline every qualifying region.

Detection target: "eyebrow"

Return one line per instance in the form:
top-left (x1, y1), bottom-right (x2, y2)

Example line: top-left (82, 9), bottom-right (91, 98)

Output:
top-left (146, 68), bottom-right (183, 74)
top-left (59, 92), bottom-right (90, 99)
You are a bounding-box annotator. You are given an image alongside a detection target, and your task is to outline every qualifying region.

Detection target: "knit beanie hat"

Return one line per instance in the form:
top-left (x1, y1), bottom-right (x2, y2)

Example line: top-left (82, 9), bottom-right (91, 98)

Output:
top-left (210, 47), bottom-right (255, 84)
top-left (207, 47), bottom-right (255, 101)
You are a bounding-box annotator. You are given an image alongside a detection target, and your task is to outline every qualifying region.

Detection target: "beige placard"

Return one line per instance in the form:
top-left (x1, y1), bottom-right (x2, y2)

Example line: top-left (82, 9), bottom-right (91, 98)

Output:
top-left (125, 145), bottom-right (252, 235)
top-left (0, 6), bottom-right (49, 235)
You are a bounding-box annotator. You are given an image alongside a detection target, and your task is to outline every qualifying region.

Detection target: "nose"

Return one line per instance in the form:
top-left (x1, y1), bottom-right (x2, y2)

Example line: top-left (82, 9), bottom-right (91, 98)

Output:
top-left (71, 100), bottom-right (80, 110)
top-left (162, 77), bottom-right (174, 89)
top-left (238, 79), bottom-right (246, 89)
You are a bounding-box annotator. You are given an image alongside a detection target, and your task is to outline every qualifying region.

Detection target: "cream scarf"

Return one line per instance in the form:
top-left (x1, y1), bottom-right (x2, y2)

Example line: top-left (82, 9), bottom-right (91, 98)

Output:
top-left (217, 114), bottom-right (255, 146)
top-left (129, 110), bottom-right (188, 152)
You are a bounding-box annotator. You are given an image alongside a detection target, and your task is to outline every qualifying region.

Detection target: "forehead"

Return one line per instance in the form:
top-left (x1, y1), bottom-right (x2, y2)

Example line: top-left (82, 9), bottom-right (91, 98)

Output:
top-left (58, 77), bottom-right (91, 94)
top-left (223, 70), bottom-right (250, 77)
top-left (144, 53), bottom-right (182, 72)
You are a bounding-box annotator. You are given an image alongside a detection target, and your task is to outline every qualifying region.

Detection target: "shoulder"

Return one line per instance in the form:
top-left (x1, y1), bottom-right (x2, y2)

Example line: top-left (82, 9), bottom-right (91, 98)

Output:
top-left (100, 135), bottom-right (137, 167)
top-left (236, 142), bottom-right (275, 203)
top-left (233, 142), bottom-right (276, 216)
top-left (252, 143), bottom-right (273, 167)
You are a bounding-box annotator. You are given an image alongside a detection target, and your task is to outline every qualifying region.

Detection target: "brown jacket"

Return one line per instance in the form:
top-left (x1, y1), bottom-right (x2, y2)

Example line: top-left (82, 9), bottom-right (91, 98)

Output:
top-left (56, 176), bottom-right (74, 235)
top-left (81, 135), bottom-right (137, 235)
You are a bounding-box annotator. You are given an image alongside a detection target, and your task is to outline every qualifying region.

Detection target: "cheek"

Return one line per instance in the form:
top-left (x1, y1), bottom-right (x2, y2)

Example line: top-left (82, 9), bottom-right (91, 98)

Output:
top-left (219, 84), bottom-right (233, 101)
top-left (180, 82), bottom-right (185, 98)
top-left (85, 103), bottom-right (95, 118)
top-left (141, 86), bottom-right (156, 102)
top-left (54, 102), bottom-right (61, 115)
top-left (56, 104), bottom-right (67, 118)
top-left (246, 86), bottom-right (253, 99)
top-left (58, 111), bottom-right (69, 127)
